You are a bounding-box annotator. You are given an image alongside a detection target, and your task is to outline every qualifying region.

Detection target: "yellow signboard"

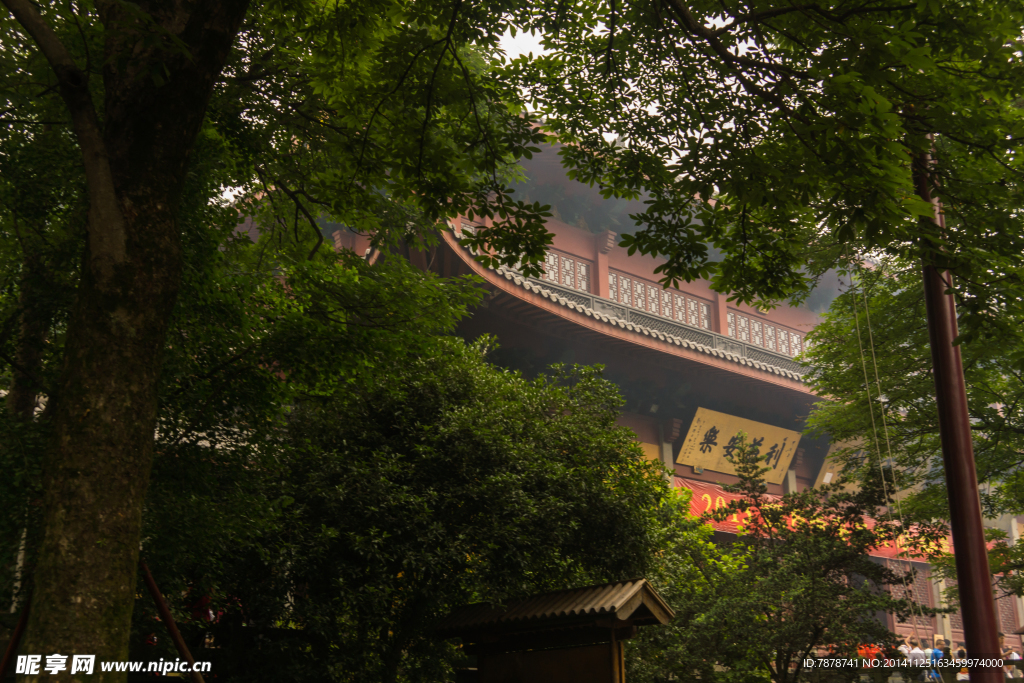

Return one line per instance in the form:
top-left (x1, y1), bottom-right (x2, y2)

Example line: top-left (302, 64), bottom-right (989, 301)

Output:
top-left (677, 408), bottom-right (801, 485)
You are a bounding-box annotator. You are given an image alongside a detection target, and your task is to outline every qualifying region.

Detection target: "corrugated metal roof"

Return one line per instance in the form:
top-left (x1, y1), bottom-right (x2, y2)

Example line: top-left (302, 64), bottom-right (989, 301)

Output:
top-left (435, 579), bottom-right (674, 638)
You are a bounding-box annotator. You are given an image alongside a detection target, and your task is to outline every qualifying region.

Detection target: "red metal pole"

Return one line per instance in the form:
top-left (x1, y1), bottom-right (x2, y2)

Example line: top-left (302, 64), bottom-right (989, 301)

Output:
top-left (0, 596), bottom-right (30, 681)
top-left (140, 560), bottom-right (206, 683)
top-left (915, 150), bottom-right (1001, 683)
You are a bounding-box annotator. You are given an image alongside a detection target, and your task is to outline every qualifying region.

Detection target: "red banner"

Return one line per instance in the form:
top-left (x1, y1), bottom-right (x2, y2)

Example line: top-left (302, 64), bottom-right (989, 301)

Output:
top-left (674, 477), bottom-right (937, 560)
top-left (677, 477), bottom-right (772, 534)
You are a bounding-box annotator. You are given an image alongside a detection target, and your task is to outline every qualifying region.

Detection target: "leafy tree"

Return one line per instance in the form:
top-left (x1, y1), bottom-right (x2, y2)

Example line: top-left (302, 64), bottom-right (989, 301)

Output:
top-left (138, 328), bottom-right (671, 683)
top-left (510, 0), bottom-right (1024, 325)
top-left (136, 237), bottom-right (489, 582)
top-left (0, 0), bottom-right (552, 668)
top-left (0, 212), bottom-right (490, 666)
top-left (803, 260), bottom-right (1024, 596)
top-left (127, 247), bottom-right (502, 683)
top-left (0, 201), bottom-right (670, 683)
top-left (805, 260), bottom-right (1024, 520)
top-left (628, 439), bottom-right (925, 683)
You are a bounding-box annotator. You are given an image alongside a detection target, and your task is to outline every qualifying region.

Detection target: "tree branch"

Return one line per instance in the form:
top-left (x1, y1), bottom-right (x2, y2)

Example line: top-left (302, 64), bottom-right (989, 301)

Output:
top-left (659, 0), bottom-right (811, 125)
top-left (711, 5), bottom-right (815, 37)
top-left (661, 0), bottom-right (809, 79)
top-left (274, 179), bottom-right (325, 260)
top-left (606, 0), bottom-right (617, 74)
top-left (2, 0), bottom-right (127, 277)
top-left (0, 118), bottom-right (70, 126)
top-left (353, 35), bottom-right (449, 184)
top-left (417, 0), bottom-right (463, 175)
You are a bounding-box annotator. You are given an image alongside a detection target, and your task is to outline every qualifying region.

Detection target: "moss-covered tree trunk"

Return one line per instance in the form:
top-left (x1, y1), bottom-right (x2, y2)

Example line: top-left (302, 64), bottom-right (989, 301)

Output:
top-left (5, 255), bottom-right (48, 422)
top-left (1, 2), bottom-right (250, 680)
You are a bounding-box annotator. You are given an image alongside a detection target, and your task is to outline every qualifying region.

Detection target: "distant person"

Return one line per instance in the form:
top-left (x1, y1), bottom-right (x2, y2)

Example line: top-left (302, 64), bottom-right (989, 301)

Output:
top-left (1001, 634), bottom-right (1016, 679)
top-left (1007, 647), bottom-right (1021, 679)
top-left (899, 637), bottom-right (912, 658)
top-left (930, 638), bottom-right (947, 682)
top-left (910, 638), bottom-right (927, 665)
top-left (956, 643), bottom-right (968, 682)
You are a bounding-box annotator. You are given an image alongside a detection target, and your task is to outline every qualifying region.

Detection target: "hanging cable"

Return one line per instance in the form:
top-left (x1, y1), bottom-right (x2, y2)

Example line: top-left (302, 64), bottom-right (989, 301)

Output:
top-left (862, 285), bottom-right (913, 532)
top-left (861, 272), bottom-right (947, 643)
top-left (850, 268), bottom-right (928, 639)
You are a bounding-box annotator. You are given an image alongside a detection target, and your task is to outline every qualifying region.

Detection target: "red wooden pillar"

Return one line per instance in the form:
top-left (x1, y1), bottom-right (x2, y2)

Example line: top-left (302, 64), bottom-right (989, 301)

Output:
top-left (712, 291), bottom-right (729, 336)
top-left (594, 231), bottom-right (615, 298)
top-left (915, 149), bottom-right (1001, 683)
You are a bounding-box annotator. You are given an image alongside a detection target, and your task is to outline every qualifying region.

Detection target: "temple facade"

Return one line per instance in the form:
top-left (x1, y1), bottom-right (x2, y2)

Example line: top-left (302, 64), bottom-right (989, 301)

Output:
top-left (332, 145), bottom-right (1024, 650)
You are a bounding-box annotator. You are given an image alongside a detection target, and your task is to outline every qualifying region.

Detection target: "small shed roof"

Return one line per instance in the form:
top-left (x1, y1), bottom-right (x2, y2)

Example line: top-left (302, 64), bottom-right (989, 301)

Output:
top-left (435, 578), bottom-right (673, 639)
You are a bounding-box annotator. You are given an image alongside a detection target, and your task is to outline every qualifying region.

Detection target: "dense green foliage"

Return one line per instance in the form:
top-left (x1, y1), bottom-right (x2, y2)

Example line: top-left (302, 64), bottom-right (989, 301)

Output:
top-left (0, 0), bottom-right (560, 664)
top-left (629, 440), bottom-right (924, 683)
top-left (0, 169), bottom-right (485, 620)
top-left (0, 191), bottom-right (670, 681)
top-left (805, 261), bottom-right (1024, 519)
top-left (218, 0), bottom-right (557, 271)
top-left (509, 0), bottom-right (1024, 327)
top-left (137, 243), bottom-right (488, 590)
top-left (803, 260), bottom-right (1024, 595)
top-left (0, 119), bottom-right (242, 626)
top-left (128, 246), bottom-right (671, 682)
top-left (3, 199), bottom-right (677, 680)
top-left (202, 347), bottom-right (667, 683)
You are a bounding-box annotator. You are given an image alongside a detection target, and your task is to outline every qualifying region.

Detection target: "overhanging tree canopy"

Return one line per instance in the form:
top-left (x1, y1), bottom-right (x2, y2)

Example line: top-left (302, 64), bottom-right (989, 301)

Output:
top-left (0, 0), bottom-right (554, 672)
top-left (509, 0), bottom-right (1024, 324)
top-left (508, 5), bottom-right (1024, 668)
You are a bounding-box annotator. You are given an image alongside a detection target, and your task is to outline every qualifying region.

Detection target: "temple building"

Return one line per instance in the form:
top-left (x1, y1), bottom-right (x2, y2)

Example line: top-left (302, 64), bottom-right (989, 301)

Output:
top-left (332, 144), bottom-right (1024, 651)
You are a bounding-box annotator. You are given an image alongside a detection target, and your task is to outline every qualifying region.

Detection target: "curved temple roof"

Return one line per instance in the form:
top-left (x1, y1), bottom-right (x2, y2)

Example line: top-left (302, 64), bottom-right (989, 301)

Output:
top-left (493, 264), bottom-right (806, 382)
top-left (446, 223), bottom-right (807, 384)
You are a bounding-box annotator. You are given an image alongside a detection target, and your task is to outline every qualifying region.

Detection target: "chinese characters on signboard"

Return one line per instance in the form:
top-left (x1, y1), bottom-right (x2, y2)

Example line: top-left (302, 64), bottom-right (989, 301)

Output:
top-left (677, 407), bottom-right (802, 485)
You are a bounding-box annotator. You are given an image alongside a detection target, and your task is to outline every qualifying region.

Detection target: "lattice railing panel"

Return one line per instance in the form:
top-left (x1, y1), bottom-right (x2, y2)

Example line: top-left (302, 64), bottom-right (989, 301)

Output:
top-left (745, 348), bottom-right (804, 374)
top-left (628, 311), bottom-right (716, 346)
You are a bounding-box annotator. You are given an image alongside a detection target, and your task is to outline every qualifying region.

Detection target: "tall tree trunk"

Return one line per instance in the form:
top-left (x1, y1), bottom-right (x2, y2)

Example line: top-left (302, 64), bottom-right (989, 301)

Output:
top-left (2, 2), bottom-right (251, 680)
top-left (6, 255), bottom-right (48, 422)
top-left (3, 253), bottom-right (49, 616)
top-left (19, 207), bottom-right (183, 681)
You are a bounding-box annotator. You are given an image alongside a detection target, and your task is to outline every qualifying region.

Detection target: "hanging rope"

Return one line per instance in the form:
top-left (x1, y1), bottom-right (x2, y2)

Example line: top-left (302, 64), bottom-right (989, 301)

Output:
top-left (850, 268), bottom-right (929, 639)
top-left (862, 274), bottom-right (946, 642)
top-left (861, 285), bottom-right (914, 534)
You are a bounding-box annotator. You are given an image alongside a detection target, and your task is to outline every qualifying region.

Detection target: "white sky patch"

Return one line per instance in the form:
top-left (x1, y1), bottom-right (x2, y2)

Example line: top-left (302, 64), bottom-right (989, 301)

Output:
top-left (221, 186), bottom-right (245, 203)
top-left (499, 29), bottom-right (547, 60)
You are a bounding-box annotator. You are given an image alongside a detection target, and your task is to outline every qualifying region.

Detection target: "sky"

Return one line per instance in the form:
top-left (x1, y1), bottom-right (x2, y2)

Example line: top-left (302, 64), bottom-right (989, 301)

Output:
top-left (499, 29), bottom-right (546, 60)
